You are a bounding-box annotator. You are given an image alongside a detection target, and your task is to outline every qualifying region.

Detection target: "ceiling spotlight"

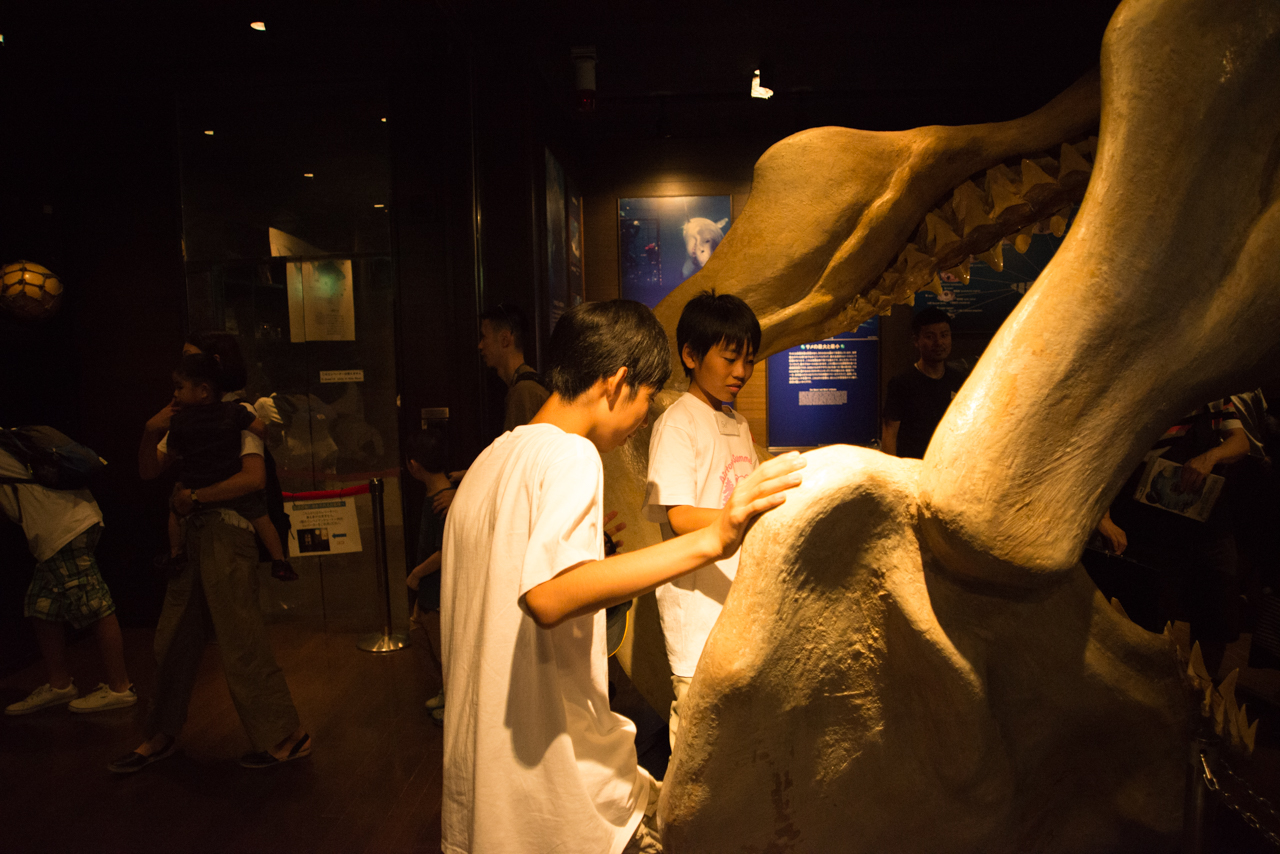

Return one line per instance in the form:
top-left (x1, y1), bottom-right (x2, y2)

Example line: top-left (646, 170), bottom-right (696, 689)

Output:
top-left (303, 173), bottom-right (314, 178)
top-left (751, 69), bottom-right (773, 100)
top-left (250, 21), bottom-right (266, 31)
top-left (380, 117), bottom-right (387, 123)
top-left (204, 130), bottom-right (215, 135)
top-left (374, 204), bottom-right (385, 208)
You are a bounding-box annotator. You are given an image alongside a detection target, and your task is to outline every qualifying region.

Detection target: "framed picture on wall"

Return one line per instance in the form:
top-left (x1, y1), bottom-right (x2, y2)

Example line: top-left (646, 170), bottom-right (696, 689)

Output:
top-left (618, 196), bottom-right (731, 308)
top-left (546, 149), bottom-right (570, 328)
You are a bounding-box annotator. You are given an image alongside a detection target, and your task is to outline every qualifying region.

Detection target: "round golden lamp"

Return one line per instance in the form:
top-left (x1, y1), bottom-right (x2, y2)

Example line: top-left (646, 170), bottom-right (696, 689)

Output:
top-left (0, 260), bottom-right (64, 320)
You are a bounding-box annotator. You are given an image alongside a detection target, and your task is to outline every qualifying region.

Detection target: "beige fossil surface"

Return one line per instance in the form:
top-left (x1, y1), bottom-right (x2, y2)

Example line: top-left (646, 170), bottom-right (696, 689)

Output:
top-left (606, 0), bottom-right (1280, 850)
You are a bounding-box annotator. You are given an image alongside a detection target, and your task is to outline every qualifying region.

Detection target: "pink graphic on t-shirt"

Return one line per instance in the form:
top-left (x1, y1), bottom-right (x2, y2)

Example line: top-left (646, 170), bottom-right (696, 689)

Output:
top-left (719, 454), bottom-right (755, 507)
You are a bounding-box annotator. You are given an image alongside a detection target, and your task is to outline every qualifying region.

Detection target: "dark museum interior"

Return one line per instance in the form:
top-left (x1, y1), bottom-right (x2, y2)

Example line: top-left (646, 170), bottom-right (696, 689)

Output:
top-left (3, 1), bottom-right (1280, 851)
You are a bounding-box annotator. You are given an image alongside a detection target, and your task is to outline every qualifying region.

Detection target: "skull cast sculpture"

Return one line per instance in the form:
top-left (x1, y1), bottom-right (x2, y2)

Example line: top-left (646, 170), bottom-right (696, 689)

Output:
top-left (626, 0), bottom-right (1280, 851)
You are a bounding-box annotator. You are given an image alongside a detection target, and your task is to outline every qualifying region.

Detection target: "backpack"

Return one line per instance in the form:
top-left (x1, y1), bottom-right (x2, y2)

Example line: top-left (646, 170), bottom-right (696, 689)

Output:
top-left (512, 369), bottom-right (547, 390)
top-left (0, 426), bottom-right (106, 490)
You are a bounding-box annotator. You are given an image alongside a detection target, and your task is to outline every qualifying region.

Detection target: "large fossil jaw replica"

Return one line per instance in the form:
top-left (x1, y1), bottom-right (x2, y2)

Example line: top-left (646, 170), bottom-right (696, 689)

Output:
top-left (637, 0), bottom-right (1280, 850)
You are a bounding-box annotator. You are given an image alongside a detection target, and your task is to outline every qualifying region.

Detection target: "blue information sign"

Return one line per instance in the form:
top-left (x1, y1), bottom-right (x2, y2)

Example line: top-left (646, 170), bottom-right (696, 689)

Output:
top-left (767, 318), bottom-right (880, 450)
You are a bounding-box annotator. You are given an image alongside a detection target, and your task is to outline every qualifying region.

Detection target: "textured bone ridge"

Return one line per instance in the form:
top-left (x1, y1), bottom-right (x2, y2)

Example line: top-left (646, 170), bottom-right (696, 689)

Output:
top-left (646, 0), bottom-right (1280, 849)
top-left (660, 448), bottom-right (1186, 853)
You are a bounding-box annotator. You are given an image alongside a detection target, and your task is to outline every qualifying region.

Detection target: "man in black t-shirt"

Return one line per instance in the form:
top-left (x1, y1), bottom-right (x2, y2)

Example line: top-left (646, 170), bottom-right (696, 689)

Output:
top-left (882, 308), bottom-right (966, 459)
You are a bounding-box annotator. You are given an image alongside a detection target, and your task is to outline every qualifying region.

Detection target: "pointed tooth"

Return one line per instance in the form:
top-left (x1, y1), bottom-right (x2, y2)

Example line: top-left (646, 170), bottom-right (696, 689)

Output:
top-left (1058, 142), bottom-right (1093, 180)
top-left (985, 165), bottom-right (1025, 219)
top-left (1109, 596), bottom-right (1130, 620)
top-left (1073, 136), bottom-right (1098, 160)
top-left (942, 257), bottom-right (971, 286)
top-left (923, 274), bottom-right (944, 297)
top-left (951, 181), bottom-right (993, 238)
top-left (1013, 226), bottom-right (1033, 254)
top-left (1189, 642), bottom-right (1212, 682)
top-left (1244, 716), bottom-right (1259, 755)
top-left (1019, 158), bottom-right (1057, 192)
top-left (977, 241), bottom-right (1005, 273)
top-left (924, 212), bottom-right (961, 256)
top-left (877, 270), bottom-right (904, 297)
top-left (1212, 689), bottom-right (1225, 736)
top-left (901, 244), bottom-right (936, 282)
top-left (1220, 669), bottom-right (1239, 709)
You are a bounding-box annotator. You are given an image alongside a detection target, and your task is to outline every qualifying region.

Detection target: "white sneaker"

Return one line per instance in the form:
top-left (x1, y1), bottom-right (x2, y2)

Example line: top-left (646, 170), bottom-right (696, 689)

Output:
top-left (5, 682), bottom-right (78, 715)
top-left (69, 683), bottom-right (137, 713)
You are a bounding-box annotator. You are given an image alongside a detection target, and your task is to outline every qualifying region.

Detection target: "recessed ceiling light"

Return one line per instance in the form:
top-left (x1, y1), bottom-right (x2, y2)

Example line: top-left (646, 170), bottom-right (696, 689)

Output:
top-left (374, 204), bottom-right (385, 208)
top-left (204, 130), bottom-right (215, 135)
top-left (380, 117), bottom-right (387, 123)
top-left (250, 21), bottom-right (266, 31)
top-left (303, 173), bottom-right (314, 178)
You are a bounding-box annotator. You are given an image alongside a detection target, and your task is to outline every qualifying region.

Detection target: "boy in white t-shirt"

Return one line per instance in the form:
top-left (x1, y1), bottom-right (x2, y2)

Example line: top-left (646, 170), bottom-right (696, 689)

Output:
top-left (644, 291), bottom-right (761, 747)
top-left (440, 300), bottom-right (803, 854)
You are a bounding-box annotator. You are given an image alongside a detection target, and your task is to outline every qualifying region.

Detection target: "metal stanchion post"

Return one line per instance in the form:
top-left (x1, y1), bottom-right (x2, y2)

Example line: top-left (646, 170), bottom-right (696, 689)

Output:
top-left (358, 477), bottom-right (409, 653)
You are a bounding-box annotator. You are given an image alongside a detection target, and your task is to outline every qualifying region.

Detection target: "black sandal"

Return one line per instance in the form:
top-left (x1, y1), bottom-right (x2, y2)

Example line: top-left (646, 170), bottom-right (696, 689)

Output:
top-left (240, 733), bottom-right (311, 768)
top-left (108, 736), bottom-right (176, 774)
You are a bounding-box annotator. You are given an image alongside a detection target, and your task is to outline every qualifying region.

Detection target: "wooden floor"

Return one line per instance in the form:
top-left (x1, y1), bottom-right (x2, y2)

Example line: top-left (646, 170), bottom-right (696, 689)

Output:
top-left (0, 623), bottom-right (445, 854)
top-left (6, 621), bottom-right (1280, 852)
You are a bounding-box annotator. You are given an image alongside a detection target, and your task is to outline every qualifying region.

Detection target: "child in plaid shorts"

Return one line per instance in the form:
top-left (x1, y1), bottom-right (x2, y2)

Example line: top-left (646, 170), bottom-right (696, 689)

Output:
top-left (2, 445), bottom-right (136, 715)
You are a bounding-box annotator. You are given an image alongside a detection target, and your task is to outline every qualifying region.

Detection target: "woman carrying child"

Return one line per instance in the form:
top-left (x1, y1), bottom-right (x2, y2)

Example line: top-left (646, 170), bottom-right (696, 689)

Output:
top-left (110, 336), bottom-right (309, 773)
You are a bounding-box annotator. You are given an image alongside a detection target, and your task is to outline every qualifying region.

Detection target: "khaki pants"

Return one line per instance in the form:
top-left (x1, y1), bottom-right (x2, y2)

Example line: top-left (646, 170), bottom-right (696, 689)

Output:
top-left (146, 513), bottom-right (300, 752)
top-left (622, 773), bottom-right (663, 854)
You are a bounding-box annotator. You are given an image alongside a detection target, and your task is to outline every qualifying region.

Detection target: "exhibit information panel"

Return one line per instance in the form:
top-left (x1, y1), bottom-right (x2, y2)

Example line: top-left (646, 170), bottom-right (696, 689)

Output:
top-left (767, 318), bottom-right (879, 450)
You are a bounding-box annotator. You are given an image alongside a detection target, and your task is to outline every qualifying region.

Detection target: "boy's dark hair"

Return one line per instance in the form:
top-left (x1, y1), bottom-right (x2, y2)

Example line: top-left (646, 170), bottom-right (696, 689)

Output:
top-left (675, 291), bottom-right (762, 378)
top-left (405, 427), bottom-right (449, 475)
top-left (185, 331), bottom-right (249, 391)
top-left (911, 307), bottom-right (953, 335)
top-left (544, 300), bottom-right (671, 401)
top-left (175, 352), bottom-right (225, 396)
top-left (479, 303), bottom-right (530, 354)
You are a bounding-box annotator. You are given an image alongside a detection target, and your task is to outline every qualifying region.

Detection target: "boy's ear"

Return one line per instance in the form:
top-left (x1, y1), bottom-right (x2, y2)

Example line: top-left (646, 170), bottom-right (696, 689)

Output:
top-left (681, 343), bottom-right (699, 372)
top-left (603, 366), bottom-right (630, 404)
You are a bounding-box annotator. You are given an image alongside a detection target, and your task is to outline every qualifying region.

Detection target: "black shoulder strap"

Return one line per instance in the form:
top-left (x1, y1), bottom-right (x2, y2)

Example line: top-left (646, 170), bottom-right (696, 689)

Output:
top-left (512, 369), bottom-right (546, 389)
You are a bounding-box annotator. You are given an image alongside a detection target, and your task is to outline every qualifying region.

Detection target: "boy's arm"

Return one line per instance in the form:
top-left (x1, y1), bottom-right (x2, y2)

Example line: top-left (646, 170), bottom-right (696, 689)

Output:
top-left (524, 453), bottom-right (805, 627)
top-left (172, 454), bottom-right (267, 515)
top-left (666, 505), bottom-right (721, 536)
top-left (407, 551), bottom-right (442, 589)
top-left (247, 418), bottom-right (268, 440)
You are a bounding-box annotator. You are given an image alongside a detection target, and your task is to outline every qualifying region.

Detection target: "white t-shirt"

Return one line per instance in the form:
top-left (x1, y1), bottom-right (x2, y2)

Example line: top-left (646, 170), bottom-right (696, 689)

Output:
top-left (0, 449), bottom-right (103, 562)
top-left (644, 392), bottom-right (758, 677)
top-left (157, 398), bottom-right (263, 532)
top-left (440, 423), bottom-right (648, 854)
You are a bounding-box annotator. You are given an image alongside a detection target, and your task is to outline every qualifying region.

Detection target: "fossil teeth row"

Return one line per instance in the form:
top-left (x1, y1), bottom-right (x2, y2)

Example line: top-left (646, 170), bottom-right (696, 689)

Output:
top-left (848, 137), bottom-right (1098, 323)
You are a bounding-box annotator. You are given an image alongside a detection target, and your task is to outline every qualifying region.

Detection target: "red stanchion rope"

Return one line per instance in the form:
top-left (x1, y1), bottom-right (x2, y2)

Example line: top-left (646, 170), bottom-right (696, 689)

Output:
top-left (281, 484), bottom-right (371, 501)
